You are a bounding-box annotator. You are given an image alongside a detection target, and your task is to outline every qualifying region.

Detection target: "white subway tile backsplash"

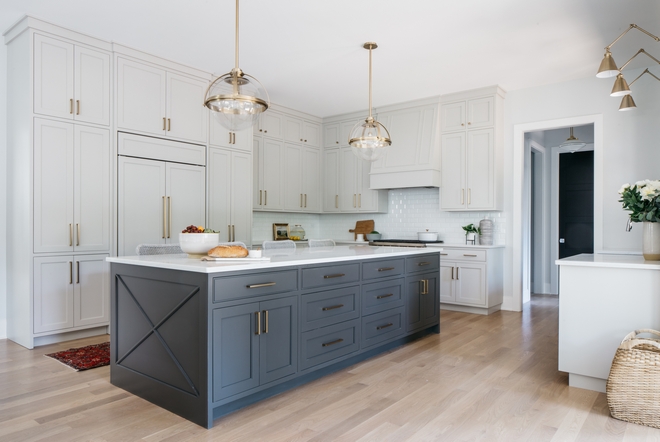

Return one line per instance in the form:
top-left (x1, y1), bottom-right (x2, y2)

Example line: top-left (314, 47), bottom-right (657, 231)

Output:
top-left (253, 188), bottom-right (506, 245)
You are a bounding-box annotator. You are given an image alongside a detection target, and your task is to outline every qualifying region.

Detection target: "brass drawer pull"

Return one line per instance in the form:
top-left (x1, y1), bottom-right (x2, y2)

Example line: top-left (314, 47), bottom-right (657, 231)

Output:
top-left (376, 293), bottom-right (394, 300)
top-left (259, 190), bottom-right (262, 205)
top-left (376, 323), bottom-right (393, 331)
top-left (246, 282), bottom-right (276, 289)
top-left (440, 253), bottom-right (448, 256)
top-left (69, 261), bottom-right (73, 284)
top-left (417, 262), bottom-right (431, 266)
top-left (69, 98), bottom-right (73, 114)
top-left (76, 224), bottom-right (80, 246)
top-left (463, 254), bottom-right (478, 257)
top-left (323, 273), bottom-right (345, 279)
top-left (420, 279), bottom-right (429, 295)
top-left (322, 338), bottom-right (344, 347)
top-left (167, 118), bottom-right (171, 131)
top-left (163, 117), bottom-right (166, 131)
top-left (255, 311), bottom-right (261, 335)
top-left (69, 223), bottom-right (73, 246)
top-left (322, 304), bottom-right (344, 311)
top-left (264, 310), bottom-right (269, 334)
top-left (76, 261), bottom-right (80, 284)
top-left (377, 267), bottom-right (395, 272)
top-left (76, 100), bottom-right (80, 115)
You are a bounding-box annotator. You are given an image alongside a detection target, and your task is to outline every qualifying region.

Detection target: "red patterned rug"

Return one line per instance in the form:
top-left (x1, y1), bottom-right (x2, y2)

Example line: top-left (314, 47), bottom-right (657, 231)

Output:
top-left (45, 342), bottom-right (110, 371)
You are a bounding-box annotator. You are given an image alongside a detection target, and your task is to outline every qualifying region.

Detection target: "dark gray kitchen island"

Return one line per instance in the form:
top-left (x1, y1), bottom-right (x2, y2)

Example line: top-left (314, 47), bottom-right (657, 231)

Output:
top-left (107, 245), bottom-right (441, 428)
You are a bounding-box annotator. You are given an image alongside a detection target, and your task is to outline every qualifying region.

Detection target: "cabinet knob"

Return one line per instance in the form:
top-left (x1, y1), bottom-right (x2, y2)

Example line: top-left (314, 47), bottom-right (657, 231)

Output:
top-left (264, 130), bottom-right (268, 133)
top-left (304, 140), bottom-right (307, 142)
top-left (260, 129), bottom-right (263, 132)
top-left (461, 123), bottom-right (464, 126)
top-left (468, 122), bottom-right (472, 125)
top-left (336, 141), bottom-right (339, 144)
top-left (300, 138), bottom-right (303, 141)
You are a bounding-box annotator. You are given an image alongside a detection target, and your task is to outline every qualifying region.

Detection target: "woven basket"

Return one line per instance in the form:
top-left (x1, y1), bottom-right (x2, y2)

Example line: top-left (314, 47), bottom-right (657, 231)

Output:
top-left (606, 329), bottom-right (660, 428)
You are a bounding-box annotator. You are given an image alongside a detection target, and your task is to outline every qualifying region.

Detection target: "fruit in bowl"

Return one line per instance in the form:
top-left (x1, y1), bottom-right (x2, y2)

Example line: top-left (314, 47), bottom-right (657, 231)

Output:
top-left (179, 225), bottom-right (220, 256)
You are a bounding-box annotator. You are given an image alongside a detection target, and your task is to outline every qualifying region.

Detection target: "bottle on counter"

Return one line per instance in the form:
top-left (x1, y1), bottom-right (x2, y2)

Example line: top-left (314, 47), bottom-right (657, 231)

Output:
top-left (479, 218), bottom-right (494, 245)
top-left (290, 224), bottom-right (305, 241)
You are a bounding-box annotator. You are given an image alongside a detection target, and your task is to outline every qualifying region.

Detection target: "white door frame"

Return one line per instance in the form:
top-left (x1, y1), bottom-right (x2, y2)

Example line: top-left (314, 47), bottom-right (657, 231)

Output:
top-left (512, 114), bottom-right (603, 310)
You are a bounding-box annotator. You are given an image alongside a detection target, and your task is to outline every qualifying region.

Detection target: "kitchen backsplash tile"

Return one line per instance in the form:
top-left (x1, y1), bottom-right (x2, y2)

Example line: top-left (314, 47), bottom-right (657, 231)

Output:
top-left (252, 188), bottom-right (506, 245)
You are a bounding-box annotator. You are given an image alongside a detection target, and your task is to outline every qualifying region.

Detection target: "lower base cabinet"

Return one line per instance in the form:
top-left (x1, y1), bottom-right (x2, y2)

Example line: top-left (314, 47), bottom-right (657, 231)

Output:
top-left (110, 252), bottom-right (440, 428)
top-left (212, 296), bottom-right (297, 401)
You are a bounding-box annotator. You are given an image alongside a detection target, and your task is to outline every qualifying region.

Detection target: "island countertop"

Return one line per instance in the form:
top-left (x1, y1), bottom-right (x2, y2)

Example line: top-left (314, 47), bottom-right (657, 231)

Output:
top-left (106, 245), bottom-right (442, 273)
top-left (555, 253), bottom-right (660, 270)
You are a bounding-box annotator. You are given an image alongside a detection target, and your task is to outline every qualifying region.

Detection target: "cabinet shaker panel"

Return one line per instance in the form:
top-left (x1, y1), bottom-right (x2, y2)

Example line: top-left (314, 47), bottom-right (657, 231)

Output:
top-left (116, 58), bottom-right (167, 135)
top-left (33, 34), bottom-right (74, 119)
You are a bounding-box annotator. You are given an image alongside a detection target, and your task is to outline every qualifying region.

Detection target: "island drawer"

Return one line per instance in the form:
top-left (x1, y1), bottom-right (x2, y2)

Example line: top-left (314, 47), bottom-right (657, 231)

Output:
top-left (406, 254), bottom-right (440, 273)
top-left (301, 286), bottom-right (360, 332)
top-left (300, 319), bottom-right (360, 370)
top-left (362, 258), bottom-right (405, 280)
top-left (361, 307), bottom-right (405, 349)
top-left (301, 263), bottom-right (360, 290)
top-left (439, 249), bottom-right (486, 261)
top-left (213, 269), bottom-right (298, 302)
top-left (362, 278), bottom-right (404, 316)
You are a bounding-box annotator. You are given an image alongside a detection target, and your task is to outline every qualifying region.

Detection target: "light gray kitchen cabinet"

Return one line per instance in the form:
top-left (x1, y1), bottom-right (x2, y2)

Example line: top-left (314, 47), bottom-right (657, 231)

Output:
top-left (322, 148), bottom-right (340, 212)
top-left (253, 137), bottom-right (284, 211)
top-left (253, 111), bottom-right (284, 138)
top-left (33, 33), bottom-right (111, 126)
top-left (438, 246), bottom-right (503, 314)
top-left (33, 118), bottom-right (111, 254)
top-left (339, 147), bottom-right (387, 213)
top-left (440, 86), bottom-right (504, 211)
top-left (116, 57), bottom-right (208, 144)
top-left (208, 147), bottom-right (252, 244)
top-left (34, 253), bottom-right (109, 334)
top-left (210, 115), bottom-right (251, 152)
top-left (118, 156), bottom-right (205, 256)
top-left (324, 123), bottom-right (340, 147)
top-left (369, 101), bottom-right (441, 189)
top-left (283, 144), bottom-right (320, 212)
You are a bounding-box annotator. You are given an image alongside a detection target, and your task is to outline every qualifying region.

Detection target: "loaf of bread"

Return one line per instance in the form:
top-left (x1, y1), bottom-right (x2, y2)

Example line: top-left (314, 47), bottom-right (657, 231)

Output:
top-left (207, 245), bottom-right (249, 258)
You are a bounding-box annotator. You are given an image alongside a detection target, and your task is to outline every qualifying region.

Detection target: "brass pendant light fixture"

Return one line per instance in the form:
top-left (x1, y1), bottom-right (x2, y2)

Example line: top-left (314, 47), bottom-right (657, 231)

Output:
top-left (559, 127), bottom-right (586, 153)
top-left (348, 42), bottom-right (391, 162)
top-left (204, 0), bottom-right (269, 131)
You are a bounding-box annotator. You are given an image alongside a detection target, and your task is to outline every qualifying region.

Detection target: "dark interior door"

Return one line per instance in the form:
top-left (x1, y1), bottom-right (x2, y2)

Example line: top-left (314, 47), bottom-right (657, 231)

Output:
top-left (559, 150), bottom-right (594, 259)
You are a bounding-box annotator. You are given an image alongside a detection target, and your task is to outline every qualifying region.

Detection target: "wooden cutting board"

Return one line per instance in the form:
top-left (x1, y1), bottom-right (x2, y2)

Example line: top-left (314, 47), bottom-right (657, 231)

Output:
top-left (349, 220), bottom-right (375, 240)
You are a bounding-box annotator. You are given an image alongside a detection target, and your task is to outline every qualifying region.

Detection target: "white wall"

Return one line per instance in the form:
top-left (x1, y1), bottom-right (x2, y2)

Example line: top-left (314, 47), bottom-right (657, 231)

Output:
top-left (502, 68), bottom-right (660, 310)
top-left (0, 41), bottom-right (7, 339)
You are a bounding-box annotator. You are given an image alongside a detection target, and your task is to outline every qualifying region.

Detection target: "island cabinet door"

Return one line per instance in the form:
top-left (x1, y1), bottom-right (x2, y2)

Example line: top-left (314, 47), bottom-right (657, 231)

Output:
top-left (406, 273), bottom-right (439, 333)
top-left (212, 302), bottom-right (260, 401)
top-left (259, 296), bottom-right (298, 385)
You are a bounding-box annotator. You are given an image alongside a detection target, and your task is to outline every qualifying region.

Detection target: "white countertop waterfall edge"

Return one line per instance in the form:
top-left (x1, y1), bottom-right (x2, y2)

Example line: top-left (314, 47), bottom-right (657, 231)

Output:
top-left (556, 253), bottom-right (660, 270)
top-left (107, 245), bottom-right (442, 274)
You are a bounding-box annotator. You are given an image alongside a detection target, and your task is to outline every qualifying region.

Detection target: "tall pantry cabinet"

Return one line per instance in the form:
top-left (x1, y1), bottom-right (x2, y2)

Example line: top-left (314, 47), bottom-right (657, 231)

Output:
top-left (5, 17), bottom-right (112, 348)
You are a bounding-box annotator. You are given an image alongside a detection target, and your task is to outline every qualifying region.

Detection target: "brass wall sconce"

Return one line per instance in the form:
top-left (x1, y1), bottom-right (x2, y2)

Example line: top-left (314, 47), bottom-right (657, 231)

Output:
top-left (596, 24), bottom-right (660, 110)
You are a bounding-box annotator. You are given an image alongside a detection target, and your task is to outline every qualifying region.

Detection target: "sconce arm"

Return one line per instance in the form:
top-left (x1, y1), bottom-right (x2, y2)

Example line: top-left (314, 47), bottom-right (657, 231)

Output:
top-left (619, 48), bottom-right (660, 71)
top-left (629, 68), bottom-right (660, 87)
top-left (605, 24), bottom-right (660, 51)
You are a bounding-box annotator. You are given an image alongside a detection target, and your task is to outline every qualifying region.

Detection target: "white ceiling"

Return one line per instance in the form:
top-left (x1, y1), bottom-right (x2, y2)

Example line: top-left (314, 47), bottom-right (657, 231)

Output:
top-left (2, 0), bottom-right (660, 118)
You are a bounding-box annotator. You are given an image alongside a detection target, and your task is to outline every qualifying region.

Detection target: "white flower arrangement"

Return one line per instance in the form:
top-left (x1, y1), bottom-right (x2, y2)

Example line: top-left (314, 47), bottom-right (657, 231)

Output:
top-left (619, 179), bottom-right (660, 222)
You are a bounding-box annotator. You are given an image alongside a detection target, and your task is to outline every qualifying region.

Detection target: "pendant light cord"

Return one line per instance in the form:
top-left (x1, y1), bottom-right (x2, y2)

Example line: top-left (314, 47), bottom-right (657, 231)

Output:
top-left (368, 46), bottom-right (373, 120)
top-left (235, 0), bottom-right (240, 70)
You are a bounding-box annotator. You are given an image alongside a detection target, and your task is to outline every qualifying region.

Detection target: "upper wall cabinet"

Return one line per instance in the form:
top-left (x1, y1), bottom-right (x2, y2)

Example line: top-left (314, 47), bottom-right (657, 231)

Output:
top-left (210, 114), bottom-right (251, 152)
top-left (34, 34), bottom-right (111, 126)
top-left (369, 101), bottom-right (440, 189)
top-left (439, 86), bottom-right (505, 211)
top-left (116, 57), bottom-right (208, 144)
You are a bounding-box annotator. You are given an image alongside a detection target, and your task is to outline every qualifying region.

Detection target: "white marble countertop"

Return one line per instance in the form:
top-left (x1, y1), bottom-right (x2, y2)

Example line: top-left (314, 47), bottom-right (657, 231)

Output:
top-left (426, 243), bottom-right (505, 249)
top-left (107, 245), bottom-right (442, 274)
top-left (556, 253), bottom-right (660, 270)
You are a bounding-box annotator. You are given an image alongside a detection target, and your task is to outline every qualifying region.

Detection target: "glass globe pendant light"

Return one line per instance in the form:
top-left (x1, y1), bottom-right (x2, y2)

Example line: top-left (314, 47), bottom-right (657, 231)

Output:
top-left (558, 127), bottom-right (586, 153)
top-left (203, 0), bottom-right (269, 131)
top-left (348, 42), bottom-right (391, 162)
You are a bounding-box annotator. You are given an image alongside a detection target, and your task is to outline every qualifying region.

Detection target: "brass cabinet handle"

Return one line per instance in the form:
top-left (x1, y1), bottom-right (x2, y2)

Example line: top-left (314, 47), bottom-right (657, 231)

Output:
top-left (335, 195), bottom-right (338, 209)
top-left (167, 118), bottom-right (171, 131)
top-left (463, 254), bottom-right (477, 257)
top-left (255, 311), bottom-right (261, 335)
top-left (232, 225), bottom-right (236, 242)
top-left (358, 194), bottom-right (361, 208)
top-left (323, 273), bottom-right (345, 279)
top-left (305, 194), bottom-right (307, 208)
top-left (420, 279), bottom-right (429, 295)
top-left (378, 267), bottom-right (395, 272)
top-left (76, 224), bottom-right (80, 246)
top-left (69, 224), bottom-right (73, 246)
top-left (468, 188), bottom-right (471, 205)
top-left (246, 282), bottom-right (276, 289)
top-left (233, 133), bottom-right (236, 144)
top-left (322, 304), bottom-right (344, 311)
top-left (440, 253), bottom-right (448, 256)
top-left (420, 280), bottom-right (425, 295)
top-left (265, 190), bottom-right (267, 206)
top-left (322, 338), bottom-right (344, 347)
top-left (167, 196), bottom-right (171, 238)
top-left (300, 194), bottom-right (303, 208)
top-left (76, 260), bottom-right (80, 284)
top-left (69, 99), bottom-right (73, 114)
top-left (376, 323), bottom-right (393, 331)
top-left (461, 188), bottom-right (465, 205)
top-left (418, 262), bottom-right (431, 266)
top-left (456, 267), bottom-right (460, 280)
top-left (264, 310), bottom-right (269, 334)
top-left (353, 194), bottom-right (356, 208)
top-left (259, 190), bottom-right (263, 205)
top-left (76, 100), bottom-right (80, 115)
top-left (228, 225), bottom-right (231, 242)
top-left (376, 293), bottom-right (394, 299)
top-left (163, 117), bottom-right (166, 131)
top-left (69, 261), bottom-right (73, 284)
top-left (451, 267), bottom-right (454, 280)
top-left (229, 132), bottom-right (232, 144)
top-left (162, 197), bottom-right (166, 238)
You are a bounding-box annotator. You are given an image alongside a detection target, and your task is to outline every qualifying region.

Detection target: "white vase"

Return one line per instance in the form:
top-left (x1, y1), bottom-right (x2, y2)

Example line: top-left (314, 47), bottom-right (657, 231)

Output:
top-left (642, 221), bottom-right (660, 260)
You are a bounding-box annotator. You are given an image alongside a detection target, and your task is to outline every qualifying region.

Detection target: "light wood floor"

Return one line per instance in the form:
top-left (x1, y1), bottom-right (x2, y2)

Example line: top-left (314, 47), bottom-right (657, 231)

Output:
top-left (2, 295), bottom-right (659, 441)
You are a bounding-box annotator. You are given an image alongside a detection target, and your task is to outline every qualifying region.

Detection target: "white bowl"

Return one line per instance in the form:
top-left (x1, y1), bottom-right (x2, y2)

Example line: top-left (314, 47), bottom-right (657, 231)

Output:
top-left (417, 231), bottom-right (438, 241)
top-left (179, 233), bottom-right (220, 255)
